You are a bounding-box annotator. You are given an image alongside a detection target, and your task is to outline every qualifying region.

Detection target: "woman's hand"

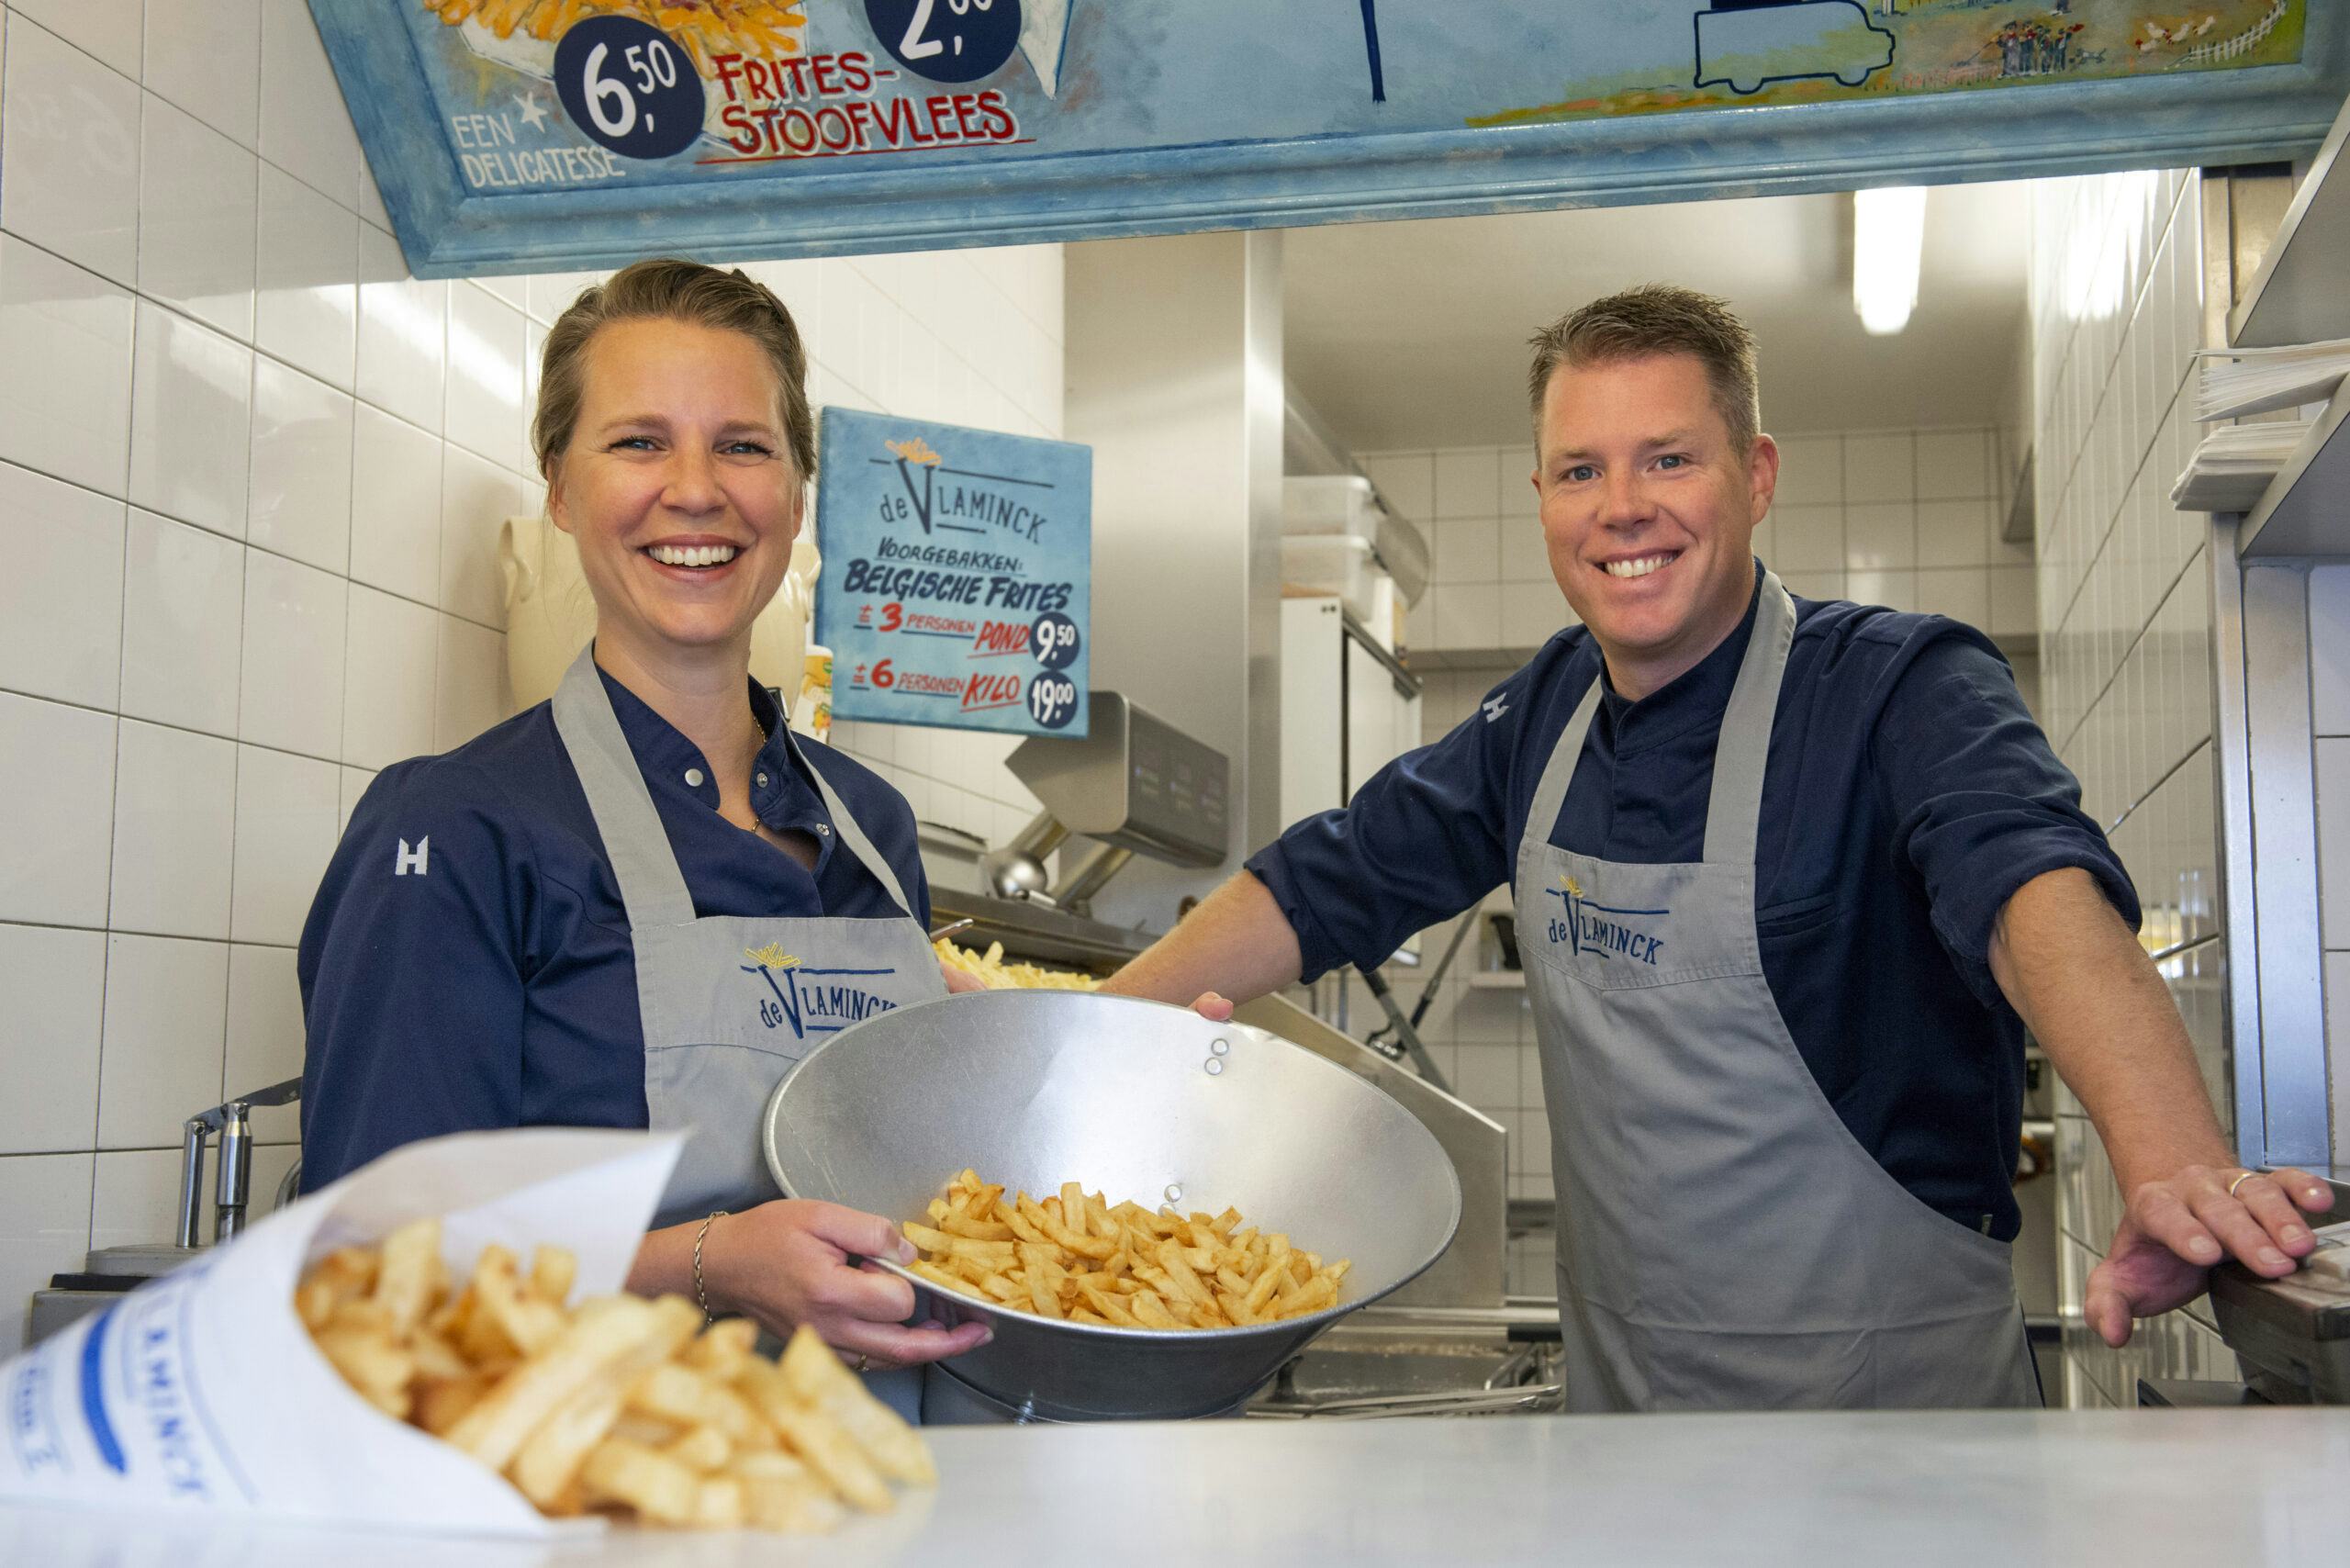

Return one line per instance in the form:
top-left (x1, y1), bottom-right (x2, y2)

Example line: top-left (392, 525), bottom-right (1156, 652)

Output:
top-left (699, 1199), bottom-right (990, 1370)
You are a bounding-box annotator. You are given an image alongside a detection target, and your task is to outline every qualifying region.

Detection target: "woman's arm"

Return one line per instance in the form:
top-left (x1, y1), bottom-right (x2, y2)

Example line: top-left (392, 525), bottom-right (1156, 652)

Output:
top-left (298, 767), bottom-right (530, 1188)
top-left (629, 1202), bottom-right (990, 1369)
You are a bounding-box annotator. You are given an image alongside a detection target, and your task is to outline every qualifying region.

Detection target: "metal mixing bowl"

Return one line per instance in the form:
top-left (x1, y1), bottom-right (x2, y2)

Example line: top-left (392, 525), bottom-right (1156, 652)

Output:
top-left (762, 990), bottom-right (1460, 1420)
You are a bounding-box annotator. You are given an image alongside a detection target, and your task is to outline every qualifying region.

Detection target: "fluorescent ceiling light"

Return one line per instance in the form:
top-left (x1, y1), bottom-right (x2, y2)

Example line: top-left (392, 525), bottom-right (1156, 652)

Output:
top-left (1852, 185), bottom-right (1928, 336)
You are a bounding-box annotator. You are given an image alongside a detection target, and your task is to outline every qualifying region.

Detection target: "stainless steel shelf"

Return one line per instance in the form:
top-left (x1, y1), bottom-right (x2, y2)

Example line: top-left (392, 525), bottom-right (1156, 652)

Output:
top-left (2231, 90), bottom-right (2350, 349)
top-left (2236, 388), bottom-right (2350, 556)
top-left (926, 886), bottom-right (1160, 970)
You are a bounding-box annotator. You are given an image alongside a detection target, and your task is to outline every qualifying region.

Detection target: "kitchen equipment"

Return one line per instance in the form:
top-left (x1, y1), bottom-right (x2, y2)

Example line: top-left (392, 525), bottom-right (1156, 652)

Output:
top-left (28, 1078), bottom-right (304, 1346)
top-left (179, 1077), bottom-right (302, 1246)
top-left (968, 690), bottom-right (1230, 923)
top-left (762, 990), bottom-right (1460, 1421)
top-left (2208, 1217), bottom-right (2350, 1404)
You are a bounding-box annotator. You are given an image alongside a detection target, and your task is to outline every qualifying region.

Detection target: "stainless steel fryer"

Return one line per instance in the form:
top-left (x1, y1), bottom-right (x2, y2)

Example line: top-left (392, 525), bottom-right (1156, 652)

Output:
top-left (761, 990), bottom-right (1460, 1421)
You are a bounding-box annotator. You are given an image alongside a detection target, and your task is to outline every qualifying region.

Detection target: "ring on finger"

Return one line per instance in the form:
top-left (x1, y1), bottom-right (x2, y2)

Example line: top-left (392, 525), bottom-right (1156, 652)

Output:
top-left (2227, 1170), bottom-right (2259, 1199)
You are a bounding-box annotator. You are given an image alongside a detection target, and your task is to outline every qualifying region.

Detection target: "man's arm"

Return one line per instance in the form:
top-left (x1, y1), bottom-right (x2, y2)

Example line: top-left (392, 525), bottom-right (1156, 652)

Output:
top-left (1102, 869), bottom-right (1302, 1007)
top-left (1989, 867), bottom-right (2333, 1346)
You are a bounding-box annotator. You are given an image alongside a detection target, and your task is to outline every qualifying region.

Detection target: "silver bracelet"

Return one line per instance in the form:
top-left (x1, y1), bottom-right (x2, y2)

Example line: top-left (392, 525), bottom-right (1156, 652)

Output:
top-left (693, 1209), bottom-right (731, 1321)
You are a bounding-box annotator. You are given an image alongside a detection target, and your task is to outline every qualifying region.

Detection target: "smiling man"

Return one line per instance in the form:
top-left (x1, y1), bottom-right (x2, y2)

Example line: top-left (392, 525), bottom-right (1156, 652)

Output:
top-left (1105, 284), bottom-right (2331, 1412)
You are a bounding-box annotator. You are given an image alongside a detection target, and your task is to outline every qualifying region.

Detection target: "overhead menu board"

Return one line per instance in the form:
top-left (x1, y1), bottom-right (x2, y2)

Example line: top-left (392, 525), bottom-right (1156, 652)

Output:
top-left (314, 2), bottom-right (2346, 276)
top-left (811, 409), bottom-right (1091, 739)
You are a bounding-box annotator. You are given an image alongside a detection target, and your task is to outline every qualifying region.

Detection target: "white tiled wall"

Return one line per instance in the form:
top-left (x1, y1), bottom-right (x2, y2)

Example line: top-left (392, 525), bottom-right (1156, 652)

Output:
top-left (1360, 427), bottom-right (2033, 665)
top-left (2026, 168), bottom-right (2237, 1408)
top-left (0, 1), bottom-right (1064, 1352)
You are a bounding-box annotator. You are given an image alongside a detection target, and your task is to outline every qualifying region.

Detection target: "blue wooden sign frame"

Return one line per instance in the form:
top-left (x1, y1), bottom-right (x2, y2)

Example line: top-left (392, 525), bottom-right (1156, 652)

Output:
top-left (811, 408), bottom-right (1092, 739)
top-left (312, 2), bottom-right (2348, 278)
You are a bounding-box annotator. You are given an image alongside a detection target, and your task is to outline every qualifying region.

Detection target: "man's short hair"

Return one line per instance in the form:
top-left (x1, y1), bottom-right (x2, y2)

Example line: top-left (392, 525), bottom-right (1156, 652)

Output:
top-left (1526, 284), bottom-right (1761, 455)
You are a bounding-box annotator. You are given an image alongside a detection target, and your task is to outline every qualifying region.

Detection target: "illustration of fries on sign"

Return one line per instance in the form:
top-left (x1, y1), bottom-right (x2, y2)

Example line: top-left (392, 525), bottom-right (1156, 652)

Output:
top-left (421, 0), bottom-right (811, 75)
top-left (413, 0), bottom-right (1081, 174)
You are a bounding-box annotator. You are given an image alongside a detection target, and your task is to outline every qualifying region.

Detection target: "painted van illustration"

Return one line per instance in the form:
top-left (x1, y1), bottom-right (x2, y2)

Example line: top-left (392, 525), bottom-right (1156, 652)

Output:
top-left (1694, 0), bottom-right (1897, 95)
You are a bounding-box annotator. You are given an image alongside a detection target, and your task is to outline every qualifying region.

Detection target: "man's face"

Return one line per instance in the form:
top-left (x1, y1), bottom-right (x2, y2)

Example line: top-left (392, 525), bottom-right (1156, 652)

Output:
top-left (1530, 353), bottom-right (1777, 682)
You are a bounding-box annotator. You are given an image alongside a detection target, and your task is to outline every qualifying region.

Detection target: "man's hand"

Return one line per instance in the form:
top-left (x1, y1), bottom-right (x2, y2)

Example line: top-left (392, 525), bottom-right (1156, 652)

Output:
top-left (1190, 991), bottom-right (1234, 1021)
top-left (939, 958), bottom-right (987, 994)
top-left (2086, 1164), bottom-right (2333, 1347)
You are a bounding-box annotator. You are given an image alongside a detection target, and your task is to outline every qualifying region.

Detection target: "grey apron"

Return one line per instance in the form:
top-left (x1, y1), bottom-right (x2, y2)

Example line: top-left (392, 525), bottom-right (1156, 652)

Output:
top-left (1514, 571), bottom-right (2039, 1413)
top-left (551, 648), bottom-right (944, 1416)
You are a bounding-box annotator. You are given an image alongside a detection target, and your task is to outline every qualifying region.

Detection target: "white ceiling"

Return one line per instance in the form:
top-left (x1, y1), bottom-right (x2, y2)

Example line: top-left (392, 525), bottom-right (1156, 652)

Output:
top-left (1282, 181), bottom-right (2034, 455)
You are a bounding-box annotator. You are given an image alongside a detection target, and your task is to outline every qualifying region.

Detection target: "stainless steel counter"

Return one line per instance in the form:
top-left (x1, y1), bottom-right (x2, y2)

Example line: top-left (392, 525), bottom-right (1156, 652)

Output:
top-left (5, 1407), bottom-right (2344, 1565)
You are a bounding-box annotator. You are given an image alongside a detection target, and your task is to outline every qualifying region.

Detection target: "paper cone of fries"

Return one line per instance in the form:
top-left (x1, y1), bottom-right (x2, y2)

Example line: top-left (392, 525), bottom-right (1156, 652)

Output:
top-left (0, 1129), bottom-right (681, 1536)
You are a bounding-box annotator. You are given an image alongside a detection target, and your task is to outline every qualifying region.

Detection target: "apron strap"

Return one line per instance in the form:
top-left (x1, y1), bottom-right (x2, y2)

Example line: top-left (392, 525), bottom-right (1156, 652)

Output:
top-left (1699, 570), bottom-right (1796, 868)
top-left (1519, 678), bottom-right (1605, 872)
top-left (1514, 566), bottom-right (1796, 872)
top-left (553, 645), bottom-right (921, 925)
top-left (782, 727), bottom-right (919, 920)
top-left (551, 646), bottom-right (700, 929)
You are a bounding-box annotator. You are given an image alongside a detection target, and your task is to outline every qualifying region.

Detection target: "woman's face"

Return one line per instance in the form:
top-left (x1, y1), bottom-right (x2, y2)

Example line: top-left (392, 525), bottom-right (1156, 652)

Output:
top-left (548, 317), bottom-right (801, 665)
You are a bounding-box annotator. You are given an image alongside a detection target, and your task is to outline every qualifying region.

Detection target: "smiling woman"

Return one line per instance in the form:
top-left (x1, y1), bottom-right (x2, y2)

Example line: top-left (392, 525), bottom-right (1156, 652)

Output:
top-left (298, 260), bottom-right (990, 1421)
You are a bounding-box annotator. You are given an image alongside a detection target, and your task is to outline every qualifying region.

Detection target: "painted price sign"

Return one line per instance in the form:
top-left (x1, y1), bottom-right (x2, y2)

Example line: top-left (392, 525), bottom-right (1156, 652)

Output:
top-left (312, 2), bottom-right (2344, 276)
top-left (812, 409), bottom-right (1091, 739)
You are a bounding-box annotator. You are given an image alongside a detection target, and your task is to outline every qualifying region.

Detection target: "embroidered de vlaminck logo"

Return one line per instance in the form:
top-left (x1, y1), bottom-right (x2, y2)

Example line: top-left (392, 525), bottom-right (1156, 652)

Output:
top-left (740, 944), bottom-right (901, 1039)
top-left (1544, 874), bottom-right (1670, 966)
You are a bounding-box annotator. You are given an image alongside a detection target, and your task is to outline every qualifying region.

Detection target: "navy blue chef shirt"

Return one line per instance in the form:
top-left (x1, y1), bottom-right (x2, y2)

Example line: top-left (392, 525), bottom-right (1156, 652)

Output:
top-left (1246, 566), bottom-right (2137, 1243)
top-left (297, 670), bottom-right (928, 1191)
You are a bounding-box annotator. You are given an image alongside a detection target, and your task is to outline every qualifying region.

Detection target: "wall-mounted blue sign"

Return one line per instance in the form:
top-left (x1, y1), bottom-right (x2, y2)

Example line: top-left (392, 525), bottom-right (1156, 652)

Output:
top-left (812, 409), bottom-right (1091, 740)
top-left (313, 2), bottom-right (2345, 276)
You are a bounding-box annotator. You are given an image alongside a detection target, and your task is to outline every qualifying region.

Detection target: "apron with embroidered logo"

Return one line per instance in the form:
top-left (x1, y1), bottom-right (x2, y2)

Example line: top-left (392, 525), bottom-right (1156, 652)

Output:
top-left (552, 648), bottom-right (945, 1414)
top-left (1514, 571), bottom-right (2039, 1413)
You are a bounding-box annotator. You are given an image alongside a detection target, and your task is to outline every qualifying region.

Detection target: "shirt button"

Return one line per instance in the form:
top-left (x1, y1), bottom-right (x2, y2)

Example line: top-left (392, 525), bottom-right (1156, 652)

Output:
top-left (756, 772), bottom-right (768, 787)
top-left (685, 767), bottom-right (705, 787)
top-left (815, 823), bottom-right (832, 837)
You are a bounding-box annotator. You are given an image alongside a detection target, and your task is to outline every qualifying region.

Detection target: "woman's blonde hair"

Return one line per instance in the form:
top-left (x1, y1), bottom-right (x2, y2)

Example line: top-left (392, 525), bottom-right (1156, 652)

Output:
top-left (533, 257), bottom-right (817, 483)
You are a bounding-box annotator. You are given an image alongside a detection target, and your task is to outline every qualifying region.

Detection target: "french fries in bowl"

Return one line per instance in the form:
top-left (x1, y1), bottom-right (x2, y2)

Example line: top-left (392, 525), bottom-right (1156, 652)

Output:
top-left (904, 1170), bottom-right (1352, 1330)
top-left (765, 990), bottom-right (1460, 1421)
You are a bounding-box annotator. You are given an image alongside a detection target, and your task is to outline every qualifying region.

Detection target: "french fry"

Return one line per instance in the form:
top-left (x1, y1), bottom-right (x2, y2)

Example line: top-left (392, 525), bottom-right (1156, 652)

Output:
top-left (735, 1451), bottom-right (848, 1535)
top-left (901, 1222), bottom-right (1015, 1263)
top-left (665, 1426), bottom-right (733, 1473)
top-left (372, 1217), bottom-right (443, 1335)
top-left (314, 1326), bottom-right (414, 1417)
top-left (910, 1260), bottom-right (984, 1299)
top-left (692, 1475), bottom-right (746, 1529)
top-left (508, 1294), bottom-right (699, 1509)
top-left (446, 1295), bottom-right (667, 1472)
top-left (778, 1327), bottom-right (936, 1486)
top-left (608, 1411), bottom-right (685, 1448)
top-left (471, 1245), bottom-right (568, 1356)
top-left (581, 1437), bottom-right (699, 1527)
top-left (629, 1361), bottom-right (777, 1450)
top-left (939, 1213), bottom-right (1016, 1242)
top-left (682, 1315), bottom-right (756, 1380)
top-left (739, 1361), bottom-right (893, 1514)
top-left (528, 1245), bottom-right (577, 1306)
top-left (414, 1372), bottom-right (494, 1437)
